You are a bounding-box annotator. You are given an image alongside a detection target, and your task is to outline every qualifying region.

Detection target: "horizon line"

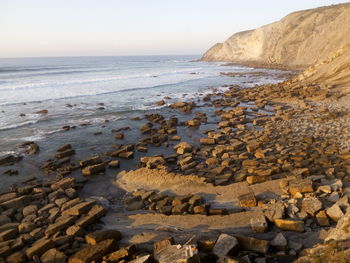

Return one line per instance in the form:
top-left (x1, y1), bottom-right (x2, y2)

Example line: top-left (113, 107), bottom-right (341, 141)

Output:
top-left (0, 54), bottom-right (202, 60)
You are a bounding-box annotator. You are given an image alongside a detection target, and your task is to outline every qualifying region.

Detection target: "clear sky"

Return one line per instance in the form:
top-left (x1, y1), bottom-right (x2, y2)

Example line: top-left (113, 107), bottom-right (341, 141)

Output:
top-left (0, 0), bottom-right (349, 58)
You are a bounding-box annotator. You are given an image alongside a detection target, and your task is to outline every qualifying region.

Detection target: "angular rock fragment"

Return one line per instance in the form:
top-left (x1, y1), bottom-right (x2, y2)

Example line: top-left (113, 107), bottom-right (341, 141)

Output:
top-left (85, 230), bottom-right (122, 245)
top-left (212, 234), bottom-right (239, 258)
top-left (69, 239), bottom-right (117, 263)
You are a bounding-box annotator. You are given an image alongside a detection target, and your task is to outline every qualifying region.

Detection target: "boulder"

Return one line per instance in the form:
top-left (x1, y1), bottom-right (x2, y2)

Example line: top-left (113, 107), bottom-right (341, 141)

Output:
top-left (212, 234), bottom-right (239, 258)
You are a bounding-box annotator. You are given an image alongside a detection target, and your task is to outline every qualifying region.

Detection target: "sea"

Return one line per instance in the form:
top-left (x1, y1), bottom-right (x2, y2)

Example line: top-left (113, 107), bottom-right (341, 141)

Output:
top-left (0, 55), bottom-right (286, 191)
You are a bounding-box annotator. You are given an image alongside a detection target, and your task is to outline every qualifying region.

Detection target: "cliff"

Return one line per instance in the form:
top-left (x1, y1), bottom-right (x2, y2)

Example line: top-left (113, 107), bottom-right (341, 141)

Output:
top-left (201, 3), bottom-right (350, 69)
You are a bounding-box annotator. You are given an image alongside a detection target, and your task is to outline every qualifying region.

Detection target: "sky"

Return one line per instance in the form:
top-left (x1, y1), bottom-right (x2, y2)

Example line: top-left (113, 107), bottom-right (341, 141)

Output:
top-left (0, 0), bottom-right (349, 58)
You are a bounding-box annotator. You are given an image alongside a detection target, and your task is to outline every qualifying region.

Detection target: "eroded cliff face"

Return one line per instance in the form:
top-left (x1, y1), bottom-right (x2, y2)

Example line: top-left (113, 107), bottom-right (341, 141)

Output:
top-left (298, 43), bottom-right (350, 88)
top-left (202, 3), bottom-right (350, 69)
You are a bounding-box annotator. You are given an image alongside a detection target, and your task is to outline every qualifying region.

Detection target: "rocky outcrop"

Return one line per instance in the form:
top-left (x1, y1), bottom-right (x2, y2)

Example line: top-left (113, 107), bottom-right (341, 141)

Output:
top-left (201, 3), bottom-right (350, 69)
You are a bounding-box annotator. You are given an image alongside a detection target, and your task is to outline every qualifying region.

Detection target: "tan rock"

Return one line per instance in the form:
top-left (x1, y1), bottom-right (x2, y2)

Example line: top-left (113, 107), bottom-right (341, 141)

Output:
top-left (85, 230), bottom-right (122, 245)
top-left (69, 239), bottom-right (118, 263)
top-left (275, 219), bottom-right (304, 232)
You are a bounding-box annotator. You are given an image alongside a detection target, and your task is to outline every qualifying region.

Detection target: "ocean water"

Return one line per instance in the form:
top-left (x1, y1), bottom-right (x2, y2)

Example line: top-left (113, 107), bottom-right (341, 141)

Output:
top-left (0, 55), bottom-right (285, 155)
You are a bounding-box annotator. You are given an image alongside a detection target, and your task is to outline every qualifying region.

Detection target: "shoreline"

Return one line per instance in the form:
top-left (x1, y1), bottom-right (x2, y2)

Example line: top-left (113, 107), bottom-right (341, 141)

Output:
top-left (1, 70), bottom-right (350, 262)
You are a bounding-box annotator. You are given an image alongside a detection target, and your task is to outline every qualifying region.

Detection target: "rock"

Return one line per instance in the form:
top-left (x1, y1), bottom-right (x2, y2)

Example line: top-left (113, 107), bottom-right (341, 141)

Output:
top-left (154, 244), bottom-right (200, 263)
top-left (270, 233), bottom-right (287, 250)
top-left (326, 204), bottom-right (344, 222)
top-left (302, 197), bottom-right (322, 216)
top-left (217, 257), bottom-right (242, 263)
top-left (326, 207), bottom-right (350, 242)
top-left (274, 219), bottom-right (304, 232)
top-left (63, 201), bottom-right (96, 216)
top-left (34, 109), bottom-right (48, 114)
top-left (0, 154), bottom-right (22, 166)
top-left (26, 238), bottom-right (54, 259)
top-left (263, 203), bottom-right (285, 222)
top-left (22, 204), bottom-right (38, 216)
top-left (118, 151), bottom-right (134, 159)
top-left (69, 239), bottom-right (118, 263)
top-left (288, 179), bottom-right (313, 196)
top-left (6, 251), bottom-right (26, 263)
top-left (82, 163), bottom-right (105, 176)
top-left (51, 177), bottom-right (75, 190)
top-left (26, 142), bottom-right (39, 155)
top-left (55, 149), bottom-right (75, 159)
top-left (236, 235), bottom-right (269, 254)
top-left (315, 210), bottom-right (330, 226)
top-left (154, 237), bottom-right (174, 255)
top-left (18, 222), bottom-right (36, 233)
top-left (57, 144), bottom-right (72, 152)
top-left (173, 142), bottom-right (192, 155)
top-left (129, 255), bottom-right (151, 263)
top-left (108, 160), bottom-right (120, 168)
top-left (66, 225), bottom-right (84, 236)
top-left (238, 192), bottom-right (257, 207)
top-left (246, 175), bottom-right (267, 185)
top-left (40, 248), bottom-right (67, 263)
top-left (45, 216), bottom-right (76, 236)
top-left (126, 200), bottom-right (144, 211)
top-left (114, 133), bottom-right (124, 140)
top-left (200, 138), bottom-right (216, 145)
top-left (79, 156), bottom-right (102, 167)
top-left (141, 156), bottom-right (166, 169)
top-left (75, 205), bottom-right (106, 228)
top-left (105, 245), bottom-right (135, 262)
top-left (0, 195), bottom-right (30, 210)
top-left (250, 216), bottom-right (268, 233)
top-left (0, 228), bottom-right (18, 242)
top-left (212, 234), bottom-right (239, 258)
top-left (172, 203), bottom-right (189, 215)
top-left (85, 230), bottom-right (122, 245)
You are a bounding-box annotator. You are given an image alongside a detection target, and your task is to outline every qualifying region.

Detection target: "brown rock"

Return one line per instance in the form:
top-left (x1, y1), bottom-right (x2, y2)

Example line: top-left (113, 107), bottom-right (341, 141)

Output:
top-left (85, 230), bottom-right (122, 245)
top-left (79, 156), bottom-right (102, 167)
top-left (275, 219), bottom-right (304, 232)
top-left (288, 179), bottom-right (313, 196)
top-left (302, 197), bottom-right (322, 216)
top-left (51, 177), bottom-right (75, 190)
top-left (45, 216), bottom-right (76, 236)
top-left (316, 210), bottom-right (330, 226)
top-left (62, 201), bottom-right (96, 216)
top-left (75, 205), bottom-right (107, 228)
top-left (69, 239), bottom-right (118, 263)
top-left (40, 248), bottom-right (67, 263)
top-left (154, 244), bottom-right (200, 263)
top-left (26, 238), bottom-right (54, 259)
top-left (238, 192), bottom-right (257, 208)
top-left (82, 163), bottom-right (105, 176)
top-left (236, 235), bottom-right (269, 254)
top-left (154, 237), bottom-right (174, 255)
top-left (55, 149), bottom-right (75, 159)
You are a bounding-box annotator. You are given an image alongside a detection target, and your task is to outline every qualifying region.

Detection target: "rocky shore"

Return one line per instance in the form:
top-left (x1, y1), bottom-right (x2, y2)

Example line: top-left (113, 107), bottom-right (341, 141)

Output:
top-left (2, 70), bottom-right (350, 263)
